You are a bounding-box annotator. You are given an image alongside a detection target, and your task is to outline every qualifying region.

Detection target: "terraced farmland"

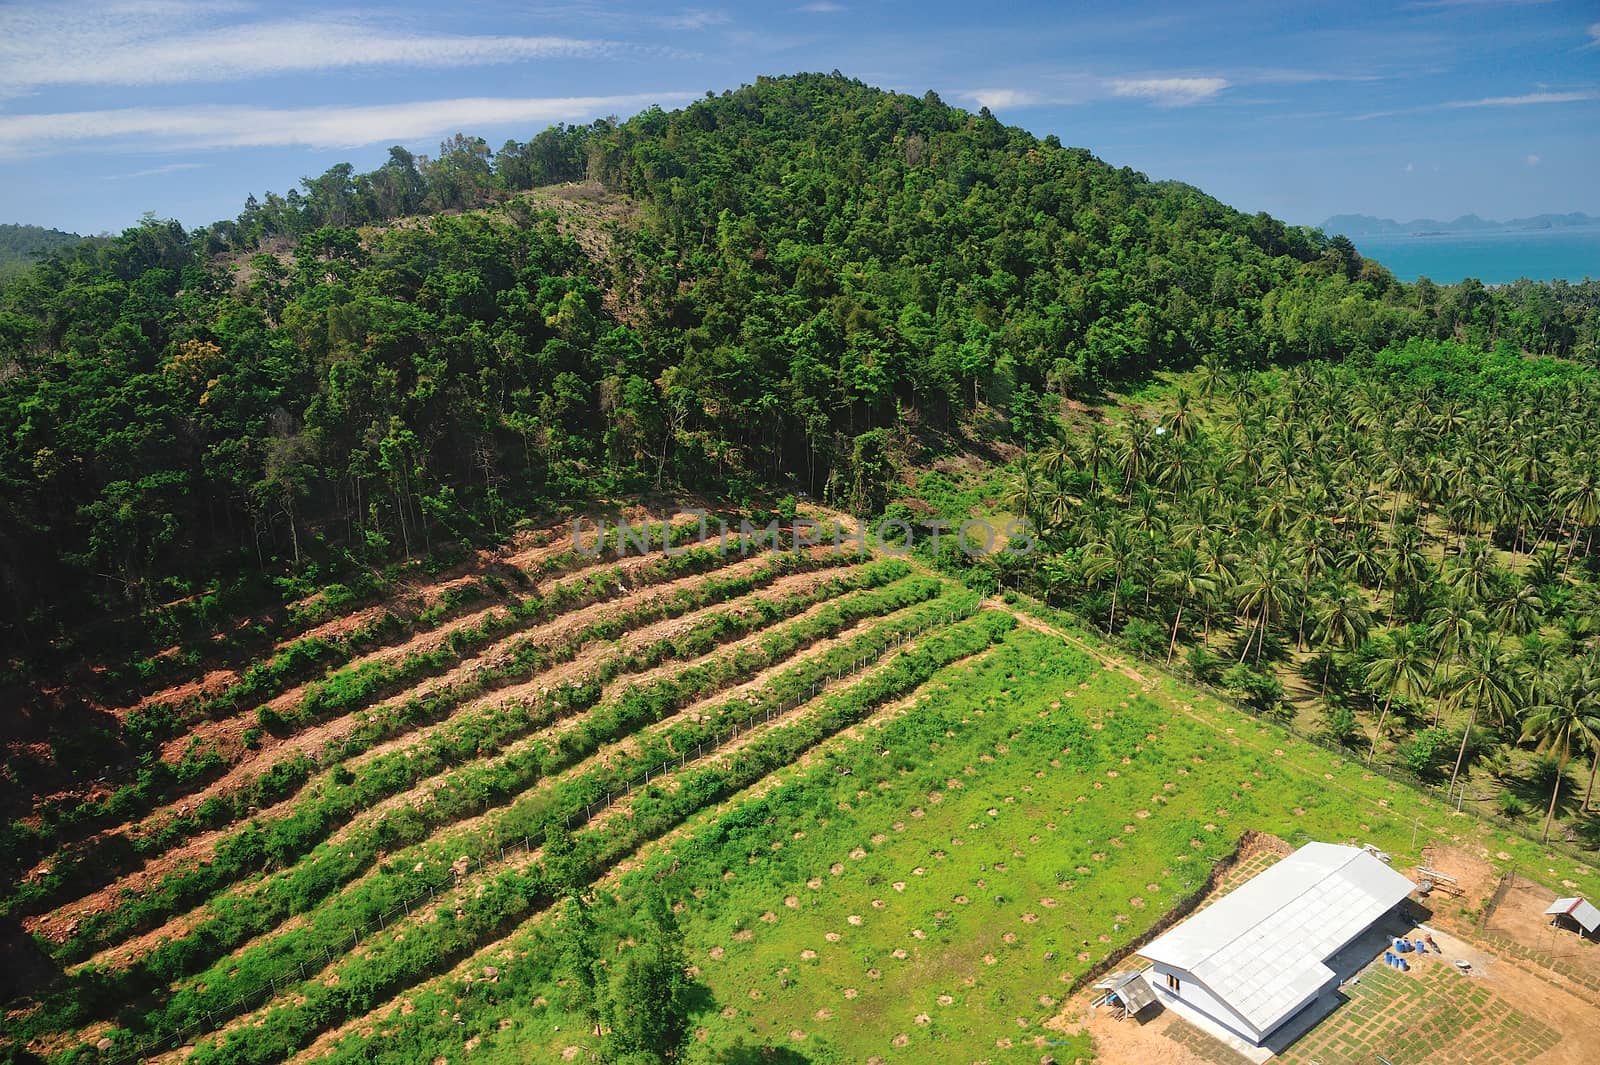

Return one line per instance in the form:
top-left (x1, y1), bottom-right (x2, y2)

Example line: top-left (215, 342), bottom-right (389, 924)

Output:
top-left (2, 511), bottom-right (995, 1062)
top-left (8, 516), bottom-right (1600, 1065)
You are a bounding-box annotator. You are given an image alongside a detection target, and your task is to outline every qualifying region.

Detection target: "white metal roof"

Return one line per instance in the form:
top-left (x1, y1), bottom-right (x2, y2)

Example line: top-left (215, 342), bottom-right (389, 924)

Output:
top-left (1544, 896), bottom-right (1600, 933)
top-left (1139, 842), bottom-right (1415, 1036)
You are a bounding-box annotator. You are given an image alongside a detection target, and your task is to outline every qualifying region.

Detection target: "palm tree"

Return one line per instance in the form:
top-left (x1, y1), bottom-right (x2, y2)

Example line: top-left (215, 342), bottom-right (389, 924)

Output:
top-left (1522, 662), bottom-right (1600, 841)
top-left (1311, 583), bottom-right (1373, 694)
top-left (1362, 631), bottom-right (1428, 765)
top-left (1446, 538), bottom-right (1495, 603)
top-left (1195, 353), bottom-right (1229, 400)
top-left (1443, 638), bottom-right (1521, 801)
top-left (1158, 547), bottom-right (1217, 664)
top-left (1163, 388), bottom-right (1200, 444)
top-left (1000, 461), bottom-right (1043, 527)
top-left (1117, 421), bottom-right (1158, 494)
top-left (1385, 523), bottom-right (1430, 622)
top-left (1234, 545), bottom-right (1293, 664)
top-left (1077, 423), bottom-right (1110, 495)
top-left (1426, 594), bottom-right (1478, 725)
top-left (1082, 522), bottom-right (1137, 635)
top-left (1490, 583), bottom-right (1544, 638)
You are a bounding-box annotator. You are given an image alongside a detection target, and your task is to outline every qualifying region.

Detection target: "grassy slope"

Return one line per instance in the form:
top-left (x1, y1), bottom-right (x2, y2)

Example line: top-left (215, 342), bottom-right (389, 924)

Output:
top-left (295, 595), bottom-right (1600, 1065)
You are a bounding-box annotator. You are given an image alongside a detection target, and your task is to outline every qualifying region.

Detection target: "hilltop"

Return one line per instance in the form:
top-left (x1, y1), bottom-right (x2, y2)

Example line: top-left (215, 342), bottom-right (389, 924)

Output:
top-left (0, 223), bottom-right (84, 280)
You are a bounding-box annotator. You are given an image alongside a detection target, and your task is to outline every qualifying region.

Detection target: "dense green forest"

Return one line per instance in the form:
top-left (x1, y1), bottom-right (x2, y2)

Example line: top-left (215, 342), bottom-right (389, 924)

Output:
top-left (2, 72), bottom-right (1598, 677)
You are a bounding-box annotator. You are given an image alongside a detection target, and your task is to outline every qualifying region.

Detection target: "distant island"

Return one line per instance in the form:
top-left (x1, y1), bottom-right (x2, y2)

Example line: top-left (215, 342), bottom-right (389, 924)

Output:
top-left (1322, 211), bottom-right (1599, 237)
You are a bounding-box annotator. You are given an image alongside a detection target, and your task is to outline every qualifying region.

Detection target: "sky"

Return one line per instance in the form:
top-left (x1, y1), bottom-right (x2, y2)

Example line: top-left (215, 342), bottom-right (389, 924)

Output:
top-left (1, 0), bottom-right (1596, 235)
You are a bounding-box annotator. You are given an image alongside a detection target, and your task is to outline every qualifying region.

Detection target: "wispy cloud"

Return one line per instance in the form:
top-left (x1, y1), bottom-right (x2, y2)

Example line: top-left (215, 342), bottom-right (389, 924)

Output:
top-left (1581, 22), bottom-right (1600, 49)
top-left (0, 94), bottom-right (692, 156)
top-left (1109, 77), bottom-right (1229, 106)
top-left (0, 3), bottom-right (628, 94)
top-left (1244, 68), bottom-right (1385, 85)
top-left (108, 161), bottom-right (208, 179)
top-left (1352, 89), bottom-right (1595, 119)
top-left (1526, 153), bottom-right (1541, 166)
top-left (797, 2), bottom-right (846, 11)
top-left (646, 9), bottom-right (729, 30)
top-left (1442, 90), bottom-right (1595, 107)
top-left (962, 88), bottom-right (1043, 110)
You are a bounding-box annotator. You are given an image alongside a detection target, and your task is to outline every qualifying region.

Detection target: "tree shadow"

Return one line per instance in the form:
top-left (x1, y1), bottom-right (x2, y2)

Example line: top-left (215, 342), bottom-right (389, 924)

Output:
top-left (0, 914), bottom-right (62, 1006)
top-left (712, 1038), bottom-right (814, 1064)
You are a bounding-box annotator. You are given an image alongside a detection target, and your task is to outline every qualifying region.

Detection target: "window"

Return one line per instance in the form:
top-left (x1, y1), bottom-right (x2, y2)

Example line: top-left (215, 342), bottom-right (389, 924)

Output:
top-left (1166, 973), bottom-right (1181, 992)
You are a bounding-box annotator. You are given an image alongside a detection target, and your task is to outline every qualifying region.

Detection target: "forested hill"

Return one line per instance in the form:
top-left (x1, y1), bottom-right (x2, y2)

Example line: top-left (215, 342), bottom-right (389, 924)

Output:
top-left (0, 224), bottom-right (85, 281)
top-left (1, 73), bottom-right (1596, 673)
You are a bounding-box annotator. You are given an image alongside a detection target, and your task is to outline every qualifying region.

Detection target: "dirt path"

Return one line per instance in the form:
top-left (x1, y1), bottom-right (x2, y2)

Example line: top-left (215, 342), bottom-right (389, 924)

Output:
top-left (72, 564), bottom-right (862, 972)
top-left (26, 549), bottom-right (792, 942)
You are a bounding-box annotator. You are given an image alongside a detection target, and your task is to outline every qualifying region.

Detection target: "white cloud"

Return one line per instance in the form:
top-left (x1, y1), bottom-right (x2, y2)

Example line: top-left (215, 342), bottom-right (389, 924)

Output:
top-left (0, 94), bottom-right (691, 156)
top-left (109, 161), bottom-right (208, 179)
top-left (1246, 68), bottom-right (1384, 85)
top-left (797, 2), bottom-right (847, 11)
top-left (1404, 162), bottom-right (1415, 172)
top-left (1526, 153), bottom-right (1541, 166)
top-left (647, 10), bottom-right (730, 30)
top-left (1442, 91), bottom-right (1595, 107)
top-left (1108, 77), bottom-right (1229, 106)
top-left (0, 3), bottom-right (622, 93)
top-left (1353, 89), bottom-right (1595, 119)
top-left (1581, 22), bottom-right (1600, 48)
top-left (963, 88), bottom-right (1043, 110)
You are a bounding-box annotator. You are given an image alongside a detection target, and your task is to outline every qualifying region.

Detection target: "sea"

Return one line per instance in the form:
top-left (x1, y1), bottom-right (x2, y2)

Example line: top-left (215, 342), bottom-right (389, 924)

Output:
top-left (1350, 227), bottom-right (1600, 286)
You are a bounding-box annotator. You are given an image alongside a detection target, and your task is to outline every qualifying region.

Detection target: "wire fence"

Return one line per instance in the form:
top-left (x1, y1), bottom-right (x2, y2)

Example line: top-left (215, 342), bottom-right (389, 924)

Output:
top-left (93, 611), bottom-right (964, 1064)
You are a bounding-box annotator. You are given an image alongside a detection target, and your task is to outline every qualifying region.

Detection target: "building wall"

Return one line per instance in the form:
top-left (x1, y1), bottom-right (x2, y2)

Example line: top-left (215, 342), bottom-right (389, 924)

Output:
top-left (1146, 961), bottom-right (1267, 1045)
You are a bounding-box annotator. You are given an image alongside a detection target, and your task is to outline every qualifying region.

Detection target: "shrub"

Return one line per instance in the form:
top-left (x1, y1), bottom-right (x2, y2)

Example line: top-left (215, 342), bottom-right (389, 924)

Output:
top-left (1120, 619), bottom-right (1166, 660)
top-left (1184, 645), bottom-right (1223, 684)
top-left (1220, 664), bottom-right (1285, 715)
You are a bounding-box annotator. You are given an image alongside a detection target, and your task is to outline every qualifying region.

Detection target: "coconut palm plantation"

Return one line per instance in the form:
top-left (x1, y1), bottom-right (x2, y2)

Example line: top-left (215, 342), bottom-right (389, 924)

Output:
top-left (999, 342), bottom-right (1600, 841)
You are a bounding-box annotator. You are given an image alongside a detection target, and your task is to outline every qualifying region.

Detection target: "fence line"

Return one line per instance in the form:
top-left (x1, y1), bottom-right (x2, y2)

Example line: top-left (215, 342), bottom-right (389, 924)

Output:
top-left (1005, 592), bottom-right (1599, 868)
top-left (1480, 866), bottom-right (1518, 931)
top-left (94, 603), bottom-right (972, 1064)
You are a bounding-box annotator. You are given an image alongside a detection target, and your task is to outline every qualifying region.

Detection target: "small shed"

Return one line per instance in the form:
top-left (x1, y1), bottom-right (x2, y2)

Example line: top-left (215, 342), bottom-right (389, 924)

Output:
top-left (1094, 970), bottom-right (1158, 1017)
top-left (1544, 897), bottom-right (1600, 938)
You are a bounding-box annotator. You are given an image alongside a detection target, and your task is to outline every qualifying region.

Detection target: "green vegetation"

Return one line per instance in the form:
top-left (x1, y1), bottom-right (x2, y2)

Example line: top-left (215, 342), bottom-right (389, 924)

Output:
top-left (6, 72), bottom-right (1600, 1065)
top-left (988, 338), bottom-right (1600, 843)
top-left (0, 222), bottom-right (85, 280)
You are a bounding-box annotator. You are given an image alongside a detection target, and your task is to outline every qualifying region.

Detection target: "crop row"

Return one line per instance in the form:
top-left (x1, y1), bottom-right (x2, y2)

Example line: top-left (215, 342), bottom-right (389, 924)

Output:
top-left (72, 604), bottom-right (1010, 1065)
top-left (301, 620), bottom-right (1068, 1065)
top-left (18, 543), bottom-right (729, 926)
top-left (38, 549), bottom-right (875, 956)
top-left (5, 517), bottom-right (730, 884)
top-left (27, 572), bottom-right (942, 1047)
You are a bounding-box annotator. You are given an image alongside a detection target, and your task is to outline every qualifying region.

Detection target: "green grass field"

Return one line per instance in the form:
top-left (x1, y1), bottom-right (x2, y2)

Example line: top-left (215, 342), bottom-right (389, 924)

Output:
top-left (289, 601), bottom-right (1600, 1064)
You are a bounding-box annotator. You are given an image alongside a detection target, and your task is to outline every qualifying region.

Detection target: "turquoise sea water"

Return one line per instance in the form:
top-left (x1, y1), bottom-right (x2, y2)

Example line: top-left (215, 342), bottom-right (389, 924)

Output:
top-left (1350, 227), bottom-right (1600, 285)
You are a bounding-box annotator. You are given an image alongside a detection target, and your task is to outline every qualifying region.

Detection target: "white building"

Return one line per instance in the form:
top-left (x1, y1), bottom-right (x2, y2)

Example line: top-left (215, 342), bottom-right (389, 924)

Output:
top-left (1544, 896), bottom-right (1600, 938)
top-left (1138, 841), bottom-right (1416, 1047)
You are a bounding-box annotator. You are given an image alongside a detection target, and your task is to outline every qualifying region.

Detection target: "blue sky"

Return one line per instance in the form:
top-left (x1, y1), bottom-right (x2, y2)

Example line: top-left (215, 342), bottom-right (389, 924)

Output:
top-left (1, 0), bottom-right (1596, 235)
